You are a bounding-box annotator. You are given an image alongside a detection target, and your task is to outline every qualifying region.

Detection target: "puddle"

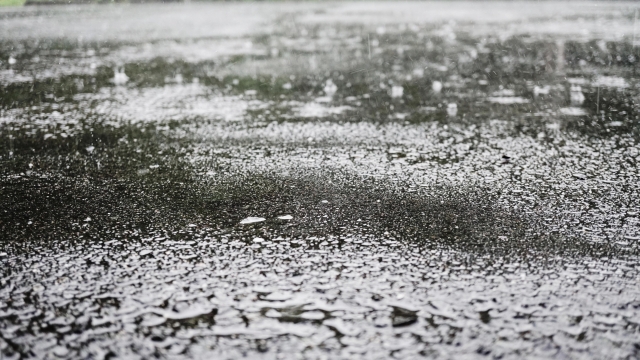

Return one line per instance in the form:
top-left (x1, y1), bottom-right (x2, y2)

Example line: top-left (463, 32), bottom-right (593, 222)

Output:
top-left (1, 2), bottom-right (640, 359)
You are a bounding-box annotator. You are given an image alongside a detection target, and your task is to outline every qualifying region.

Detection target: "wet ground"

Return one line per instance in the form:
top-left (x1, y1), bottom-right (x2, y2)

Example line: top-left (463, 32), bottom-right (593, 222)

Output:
top-left (1, 2), bottom-right (640, 359)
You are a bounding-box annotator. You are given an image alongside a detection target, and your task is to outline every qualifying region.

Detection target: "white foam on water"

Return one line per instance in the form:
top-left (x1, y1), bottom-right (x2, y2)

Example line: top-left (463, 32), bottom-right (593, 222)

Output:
top-left (487, 96), bottom-right (529, 104)
top-left (290, 102), bottom-right (352, 118)
top-left (559, 107), bottom-right (587, 116)
top-left (87, 84), bottom-right (267, 124)
top-left (240, 217), bottom-right (266, 224)
top-left (592, 76), bottom-right (629, 89)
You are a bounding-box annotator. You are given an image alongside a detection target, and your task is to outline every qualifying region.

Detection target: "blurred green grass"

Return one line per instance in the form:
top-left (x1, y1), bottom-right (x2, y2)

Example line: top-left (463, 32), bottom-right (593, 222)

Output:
top-left (21, 0), bottom-right (186, 4)
top-left (0, 0), bottom-right (26, 6)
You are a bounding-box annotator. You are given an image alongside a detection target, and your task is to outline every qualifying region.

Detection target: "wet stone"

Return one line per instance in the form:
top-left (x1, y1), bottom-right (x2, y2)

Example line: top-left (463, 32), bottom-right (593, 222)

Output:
top-left (390, 305), bottom-right (419, 327)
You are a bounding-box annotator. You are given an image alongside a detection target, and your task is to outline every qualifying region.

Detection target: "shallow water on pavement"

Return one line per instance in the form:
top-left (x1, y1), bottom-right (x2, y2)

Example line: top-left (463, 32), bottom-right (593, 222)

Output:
top-left (1, 2), bottom-right (640, 359)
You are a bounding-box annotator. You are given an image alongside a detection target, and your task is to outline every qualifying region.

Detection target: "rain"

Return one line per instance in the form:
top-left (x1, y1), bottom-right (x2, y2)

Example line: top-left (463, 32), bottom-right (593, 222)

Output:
top-left (1, 1), bottom-right (640, 359)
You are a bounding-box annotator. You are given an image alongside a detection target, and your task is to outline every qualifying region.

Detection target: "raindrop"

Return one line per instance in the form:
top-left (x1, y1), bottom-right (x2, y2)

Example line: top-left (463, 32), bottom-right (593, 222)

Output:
top-left (390, 85), bottom-right (404, 98)
top-left (446, 103), bottom-right (458, 117)
top-left (570, 85), bottom-right (585, 105)
top-left (323, 79), bottom-right (338, 96)
top-left (432, 81), bottom-right (443, 93)
top-left (112, 66), bottom-right (129, 86)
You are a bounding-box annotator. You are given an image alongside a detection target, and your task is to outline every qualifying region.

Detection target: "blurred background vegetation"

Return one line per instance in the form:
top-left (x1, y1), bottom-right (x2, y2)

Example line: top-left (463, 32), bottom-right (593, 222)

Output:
top-left (2, 0), bottom-right (188, 5)
top-left (1, 0), bottom-right (26, 6)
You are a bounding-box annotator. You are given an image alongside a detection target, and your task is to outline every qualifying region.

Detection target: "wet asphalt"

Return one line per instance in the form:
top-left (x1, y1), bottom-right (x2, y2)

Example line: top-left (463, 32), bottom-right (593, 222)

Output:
top-left (1, 2), bottom-right (640, 359)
